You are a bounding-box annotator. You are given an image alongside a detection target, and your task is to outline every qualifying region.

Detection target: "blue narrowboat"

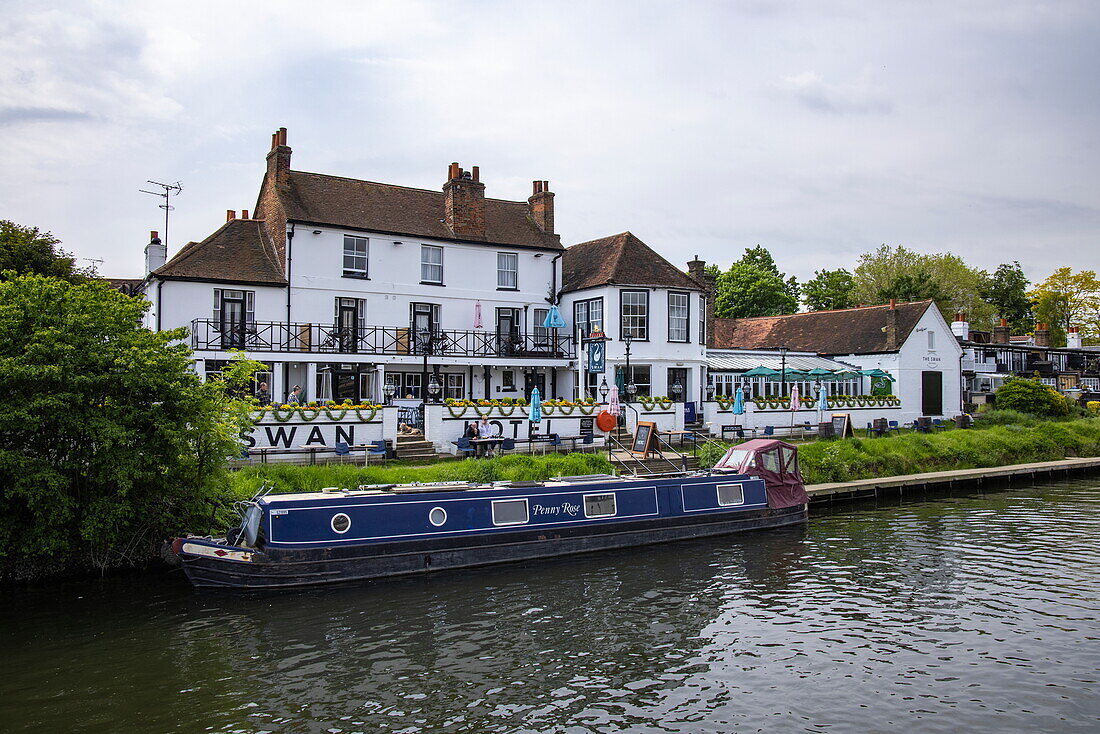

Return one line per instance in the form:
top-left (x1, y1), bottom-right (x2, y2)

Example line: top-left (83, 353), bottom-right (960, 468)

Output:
top-left (171, 440), bottom-right (809, 589)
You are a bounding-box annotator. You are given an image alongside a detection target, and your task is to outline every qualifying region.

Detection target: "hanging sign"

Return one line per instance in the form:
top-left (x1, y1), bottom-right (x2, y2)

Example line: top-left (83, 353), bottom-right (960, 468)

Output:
top-left (587, 340), bottom-right (605, 372)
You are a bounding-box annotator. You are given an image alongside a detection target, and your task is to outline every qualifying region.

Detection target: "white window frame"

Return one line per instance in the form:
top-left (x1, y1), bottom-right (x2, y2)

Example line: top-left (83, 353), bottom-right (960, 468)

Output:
top-left (491, 498), bottom-right (530, 526)
top-left (497, 252), bottom-right (518, 290)
top-left (716, 483), bottom-right (745, 507)
top-left (421, 245), bottom-right (443, 284)
top-left (668, 291), bottom-right (689, 343)
top-left (342, 235), bottom-right (369, 277)
top-left (583, 492), bottom-right (618, 518)
top-left (620, 289), bottom-right (649, 341)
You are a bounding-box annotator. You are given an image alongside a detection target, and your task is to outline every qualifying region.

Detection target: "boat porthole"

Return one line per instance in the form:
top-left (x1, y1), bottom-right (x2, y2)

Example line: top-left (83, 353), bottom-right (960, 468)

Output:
top-left (331, 513), bottom-right (351, 534)
top-left (429, 507), bottom-right (447, 527)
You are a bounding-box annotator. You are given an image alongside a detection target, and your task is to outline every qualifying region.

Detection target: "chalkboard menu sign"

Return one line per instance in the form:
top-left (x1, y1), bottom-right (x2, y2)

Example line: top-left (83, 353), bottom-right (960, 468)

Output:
top-left (631, 421), bottom-right (657, 457)
top-left (580, 417), bottom-right (594, 435)
top-left (831, 413), bottom-right (853, 439)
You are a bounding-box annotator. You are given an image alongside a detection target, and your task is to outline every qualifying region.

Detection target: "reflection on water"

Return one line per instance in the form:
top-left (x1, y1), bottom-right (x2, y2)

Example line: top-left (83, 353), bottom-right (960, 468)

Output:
top-left (3, 480), bottom-right (1099, 733)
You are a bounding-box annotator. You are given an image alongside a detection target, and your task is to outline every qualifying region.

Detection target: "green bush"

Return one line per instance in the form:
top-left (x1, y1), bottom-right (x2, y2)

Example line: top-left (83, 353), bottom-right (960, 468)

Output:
top-left (994, 377), bottom-right (1070, 416)
top-left (0, 275), bottom-right (261, 579)
top-left (230, 452), bottom-right (614, 497)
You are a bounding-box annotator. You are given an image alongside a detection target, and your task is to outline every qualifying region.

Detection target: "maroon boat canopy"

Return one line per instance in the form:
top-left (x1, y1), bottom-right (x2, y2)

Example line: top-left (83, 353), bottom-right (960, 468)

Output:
top-left (714, 439), bottom-right (809, 509)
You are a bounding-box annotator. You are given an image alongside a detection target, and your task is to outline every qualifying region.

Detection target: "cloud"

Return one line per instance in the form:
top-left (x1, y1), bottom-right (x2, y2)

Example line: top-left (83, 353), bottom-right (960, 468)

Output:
top-left (779, 71), bottom-right (893, 115)
top-left (0, 106), bottom-right (92, 125)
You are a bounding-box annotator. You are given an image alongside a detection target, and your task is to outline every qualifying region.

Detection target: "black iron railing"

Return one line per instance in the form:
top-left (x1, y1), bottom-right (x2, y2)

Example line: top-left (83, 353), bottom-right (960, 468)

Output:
top-left (191, 319), bottom-right (574, 359)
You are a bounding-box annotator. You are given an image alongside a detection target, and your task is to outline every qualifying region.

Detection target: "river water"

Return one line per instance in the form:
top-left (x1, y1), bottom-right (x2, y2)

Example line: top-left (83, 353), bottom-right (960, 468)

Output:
top-left (3, 479), bottom-right (1099, 733)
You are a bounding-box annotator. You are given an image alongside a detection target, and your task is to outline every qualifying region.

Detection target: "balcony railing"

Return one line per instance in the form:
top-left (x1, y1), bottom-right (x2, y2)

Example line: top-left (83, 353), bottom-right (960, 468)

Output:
top-left (191, 319), bottom-right (574, 360)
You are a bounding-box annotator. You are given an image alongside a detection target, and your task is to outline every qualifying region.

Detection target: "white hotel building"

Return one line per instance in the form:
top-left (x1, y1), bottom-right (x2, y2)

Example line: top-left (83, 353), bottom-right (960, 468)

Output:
top-left (128, 128), bottom-right (708, 407)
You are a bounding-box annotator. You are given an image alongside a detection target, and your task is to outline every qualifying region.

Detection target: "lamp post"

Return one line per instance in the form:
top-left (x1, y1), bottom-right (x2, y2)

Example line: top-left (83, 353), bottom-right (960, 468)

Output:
top-left (778, 345), bottom-right (789, 397)
top-left (671, 380), bottom-right (683, 402)
top-left (623, 333), bottom-right (634, 402)
top-left (418, 327), bottom-right (434, 401)
top-left (599, 377), bottom-right (609, 402)
top-left (706, 380), bottom-right (715, 401)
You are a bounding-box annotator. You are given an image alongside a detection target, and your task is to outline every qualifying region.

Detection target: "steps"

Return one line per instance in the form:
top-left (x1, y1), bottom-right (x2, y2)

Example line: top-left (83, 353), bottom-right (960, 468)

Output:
top-left (394, 435), bottom-right (438, 462)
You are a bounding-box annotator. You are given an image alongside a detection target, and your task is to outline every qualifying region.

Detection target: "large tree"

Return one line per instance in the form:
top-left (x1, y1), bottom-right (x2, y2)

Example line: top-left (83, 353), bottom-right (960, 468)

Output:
top-left (802, 268), bottom-right (854, 311)
top-left (852, 245), bottom-right (994, 328)
top-left (0, 220), bottom-right (92, 282)
top-left (0, 274), bottom-right (260, 579)
top-left (712, 246), bottom-right (799, 319)
top-left (980, 262), bottom-right (1032, 334)
top-left (1028, 267), bottom-right (1100, 346)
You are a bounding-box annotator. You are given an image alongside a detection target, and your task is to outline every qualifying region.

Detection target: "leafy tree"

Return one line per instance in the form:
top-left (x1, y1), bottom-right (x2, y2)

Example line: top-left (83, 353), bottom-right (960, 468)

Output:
top-left (712, 246), bottom-right (799, 319)
top-left (994, 377), bottom-right (1069, 417)
top-left (0, 220), bottom-right (92, 282)
top-left (1028, 267), bottom-right (1100, 346)
top-left (852, 245), bottom-right (994, 329)
top-left (802, 268), bottom-right (855, 311)
top-left (0, 275), bottom-right (263, 579)
top-left (980, 262), bottom-right (1032, 334)
top-left (875, 272), bottom-right (947, 304)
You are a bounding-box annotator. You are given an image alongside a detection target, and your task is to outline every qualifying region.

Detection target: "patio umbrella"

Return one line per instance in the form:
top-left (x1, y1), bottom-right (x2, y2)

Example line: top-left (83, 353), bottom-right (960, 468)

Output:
top-left (741, 366), bottom-right (779, 377)
top-left (807, 367), bottom-right (835, 379)
top-left (608, 385), bottom-right (621, 417)
top-left (769, 368), bottom-right (809, 381)
top-left (542, 305), bottom-right (566, 328)
top-left (528, 387), bottom-right (542, 423)
top-left (473, 301), bottom-right (483, 329)
top-left (732, 385), bottom-right (745, 415)
top-left (817, 385), bottom-right (829, 412)
top-left (789, 385), bottom-right (801, 411)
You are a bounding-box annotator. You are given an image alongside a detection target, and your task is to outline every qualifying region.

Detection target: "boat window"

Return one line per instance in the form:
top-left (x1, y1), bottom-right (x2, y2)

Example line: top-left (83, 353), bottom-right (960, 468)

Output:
top-left (584, 493), bottom-right (617, 518)
top-left (331, 513), bottom-right (351, 534)
top-left (722, 449), bottom-right (751, 470)
top-left (717, 483), bottom-right (745, 506)
top-left (491, 498), bottom-right (529, 526)
top-left (429, 507), bottom-right (447, 527)
top-left (781, 447), bottom-right (795, 471)
top-left (760, 450), bottom-right (780, 473)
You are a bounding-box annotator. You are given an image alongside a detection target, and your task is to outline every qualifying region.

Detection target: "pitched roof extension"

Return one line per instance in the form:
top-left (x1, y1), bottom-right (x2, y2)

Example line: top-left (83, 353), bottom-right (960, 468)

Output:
top-left (560, 231), bottom-right (703, 293)
top-left (154, 219), bottom-right (286, 286)
top-left (711, 300), bottom-right (935, 355)
top-left (280, 171), bottom-right (562, 250)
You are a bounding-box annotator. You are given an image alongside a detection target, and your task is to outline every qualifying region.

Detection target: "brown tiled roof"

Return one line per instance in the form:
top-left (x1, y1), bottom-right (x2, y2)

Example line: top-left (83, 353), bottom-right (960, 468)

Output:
top-left (279, 171), bottom-right (562, 250)
top-left (560, 231), bottom-right (703, 293)
top-left (712, 300), bottom-right (935, 354)
top-left (105, 277), bottom-right (144, 295)
top-left (154, 219), bottom-right (286, 285)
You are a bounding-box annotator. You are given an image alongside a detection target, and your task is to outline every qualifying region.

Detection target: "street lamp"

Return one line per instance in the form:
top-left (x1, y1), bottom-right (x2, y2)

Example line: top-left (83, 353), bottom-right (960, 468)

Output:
top-left (599, 377), bottom-right (609, 402)
top-left (778, 345), bottom-right (789, 396)
top-left (623, 333), bottom-right (634, 402)
top-left (427, 374), bottom-right (442, 403)
top-left (706, 380), bottom-right (715, 401)
top-left (671, 381), bottom-right (683, 401)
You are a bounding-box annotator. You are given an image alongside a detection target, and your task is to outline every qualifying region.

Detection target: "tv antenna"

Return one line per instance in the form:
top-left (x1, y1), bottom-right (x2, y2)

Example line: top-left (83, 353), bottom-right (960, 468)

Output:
top-left (139, 180), bottom-right (183, 250)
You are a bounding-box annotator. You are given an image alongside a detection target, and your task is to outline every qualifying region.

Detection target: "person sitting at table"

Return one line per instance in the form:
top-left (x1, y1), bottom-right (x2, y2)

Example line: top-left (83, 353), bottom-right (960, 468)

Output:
top-left (464, 421), bottom-right (479, 440)
top-left (477, 416), bottom-right (496, 456)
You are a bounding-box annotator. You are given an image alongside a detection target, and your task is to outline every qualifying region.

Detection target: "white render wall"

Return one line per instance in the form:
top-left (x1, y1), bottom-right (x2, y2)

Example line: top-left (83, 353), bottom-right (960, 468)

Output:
top-left (837, 307), bottom-right (963, 422)
top-left (288, 226), bottom-right (558, 332)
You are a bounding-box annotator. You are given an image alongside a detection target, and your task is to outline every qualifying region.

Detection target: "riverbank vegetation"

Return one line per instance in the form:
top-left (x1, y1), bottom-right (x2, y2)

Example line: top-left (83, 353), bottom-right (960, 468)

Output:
top-left (698, 413), bottom-right (1100, 484)
top-left (0, 275), bottom-right (264, 580)
top-left (229, 452), bottom-right (614, 497)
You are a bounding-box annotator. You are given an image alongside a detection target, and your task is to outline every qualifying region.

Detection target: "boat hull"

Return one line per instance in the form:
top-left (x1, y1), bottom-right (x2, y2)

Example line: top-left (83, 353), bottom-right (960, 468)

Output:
top-left (179, 503), bottom-right (807, 589)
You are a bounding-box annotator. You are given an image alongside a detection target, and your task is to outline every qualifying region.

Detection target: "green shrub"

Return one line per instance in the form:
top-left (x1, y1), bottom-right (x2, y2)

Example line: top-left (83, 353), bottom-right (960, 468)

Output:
top-left (994, 377), bottom-right (1070, 416)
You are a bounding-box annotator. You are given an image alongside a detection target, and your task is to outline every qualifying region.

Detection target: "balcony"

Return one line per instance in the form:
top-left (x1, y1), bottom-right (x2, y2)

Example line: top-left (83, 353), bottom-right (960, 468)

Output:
top-left (961, 357), bottom-right (998, 373)
top-left (191, 319), bottom-right (573, 360)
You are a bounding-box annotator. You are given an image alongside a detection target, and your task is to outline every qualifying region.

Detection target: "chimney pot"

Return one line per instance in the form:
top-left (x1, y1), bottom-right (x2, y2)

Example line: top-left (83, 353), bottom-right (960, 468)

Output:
top-left (227, 210), bottom-right (236, 222)
top-left (241, 209), bottom-right (249, 219)
top-left (449, 162), bottom-right (460, 180)
top-left (150, 230), bottom-right (159, 241)
top-left (277, 127), bottom-right (287, 146)
top-left (471, 166), bottom-right (480, 182)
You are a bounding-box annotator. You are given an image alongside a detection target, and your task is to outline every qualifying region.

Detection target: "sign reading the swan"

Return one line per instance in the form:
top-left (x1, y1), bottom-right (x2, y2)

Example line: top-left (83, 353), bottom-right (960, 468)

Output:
top-left (587, 340), bottom-right (605, 372)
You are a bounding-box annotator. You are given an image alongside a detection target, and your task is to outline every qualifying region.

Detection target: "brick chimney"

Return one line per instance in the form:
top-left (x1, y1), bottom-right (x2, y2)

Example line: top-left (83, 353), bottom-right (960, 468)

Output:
top-left (443, 162), bottom-right (487, 240)
top-left (256, 127), bottom-right (291, 267)
top-left (687, 255), bottom-right (717, 344)
top-left (1034, 322), bottom-right (1051, 347)
top-left (885, 299), bottom-right (898, 350)
top-left (528, 180), bottom-right (554, 234)
top-left (226, 209), bottom-right (236, 222)
top-left (951, 312), bottom-right (969, 340)
top-left (145, 230), bottom-right (166, 274)
top-left (993, 318), bottom-right (1011, 344)
top-left (1067, 326), bottom-right (1083, 349)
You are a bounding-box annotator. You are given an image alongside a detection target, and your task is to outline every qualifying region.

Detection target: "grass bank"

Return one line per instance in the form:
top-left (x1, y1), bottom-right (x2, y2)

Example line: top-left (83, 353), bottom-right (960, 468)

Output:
top-left (699, 415), bottom-right (1100, 485)
top-left (230, 452), bottom-right (614, 497)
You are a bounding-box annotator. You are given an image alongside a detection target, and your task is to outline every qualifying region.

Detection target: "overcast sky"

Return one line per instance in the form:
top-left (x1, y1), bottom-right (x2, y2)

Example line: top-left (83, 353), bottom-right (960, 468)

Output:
top-left (2, 1), bottom-right (1098, 284)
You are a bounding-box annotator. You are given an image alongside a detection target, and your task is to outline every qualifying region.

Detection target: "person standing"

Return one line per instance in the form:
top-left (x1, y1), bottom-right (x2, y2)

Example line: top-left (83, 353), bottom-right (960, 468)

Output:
top-left (256, 381), bottom-right (271, 405)
top-left (288, 385), bottom-right (303, 404)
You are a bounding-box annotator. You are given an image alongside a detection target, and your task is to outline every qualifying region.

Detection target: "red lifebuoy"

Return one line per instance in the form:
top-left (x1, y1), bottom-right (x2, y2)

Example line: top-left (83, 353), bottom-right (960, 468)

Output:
top-left (596, 411), bottom-right (617, 432)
